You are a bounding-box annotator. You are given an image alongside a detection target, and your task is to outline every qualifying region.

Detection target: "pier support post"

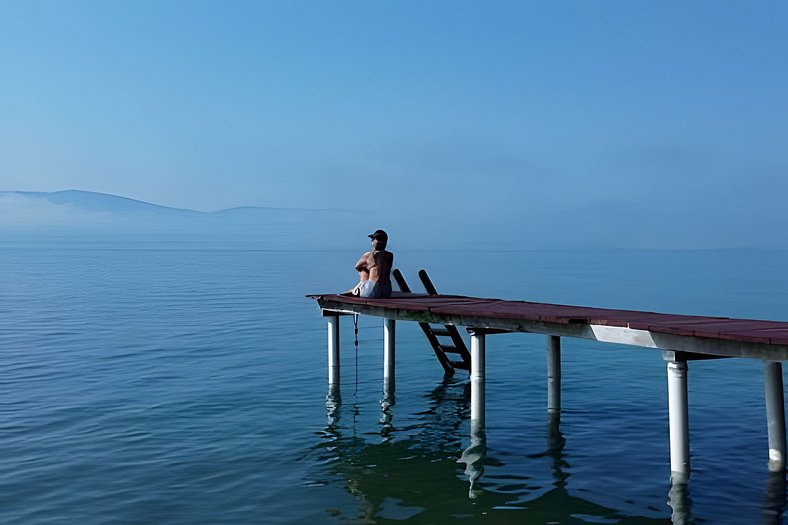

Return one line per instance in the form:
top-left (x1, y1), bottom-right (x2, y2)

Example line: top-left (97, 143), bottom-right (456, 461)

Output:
top-left (667, 360), bottom-right (690, 483)
top-left (470, 330), bottom-right (486, 429)
top-left (327, 314), bottom-right (340, 386)
top-left (764, 361), bottom-right (786, 471)
top-left (384, 318), bottom-right (396, 397)
top-left (547, 336), bottom-right (561, 413)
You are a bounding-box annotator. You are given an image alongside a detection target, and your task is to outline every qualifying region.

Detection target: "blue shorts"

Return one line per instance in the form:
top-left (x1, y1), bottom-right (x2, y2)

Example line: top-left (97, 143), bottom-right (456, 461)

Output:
top-left (359, 280), bottom-right (392, 298)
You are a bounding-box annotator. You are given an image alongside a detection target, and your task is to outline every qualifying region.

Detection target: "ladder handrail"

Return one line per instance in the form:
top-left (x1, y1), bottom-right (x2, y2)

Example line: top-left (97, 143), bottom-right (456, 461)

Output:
top-left (419, 268), bottom-right (472, 367)
top-left (392, 268), bottom-right (471, 375)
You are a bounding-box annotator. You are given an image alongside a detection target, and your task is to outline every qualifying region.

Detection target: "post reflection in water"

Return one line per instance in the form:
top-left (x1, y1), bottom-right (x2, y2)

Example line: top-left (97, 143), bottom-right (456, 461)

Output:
top-left (456, 390), bottom-right (571, 498)
top-left (763, 470), bottom-right (787, 525)
top-left (667, 482), bottom-right (693, 525)
top-left (455, 405), bottom-right (682, 522)
top-left (546, 410), bottom-right (569, 488)
top-left (379, 392), bottom-right (395, 440)
top-left (665, 460), bottom-right (787, 524)
top-left (326, 384), bottom-right (341, 427)
top-left (318, 378), bottom-right (788, 523)
top-left (316, 377), bottom-right (473, 522)
top-left (457, 419), bottom-right (485, 498)
top-left (460, 410), bottom-right (569, 498)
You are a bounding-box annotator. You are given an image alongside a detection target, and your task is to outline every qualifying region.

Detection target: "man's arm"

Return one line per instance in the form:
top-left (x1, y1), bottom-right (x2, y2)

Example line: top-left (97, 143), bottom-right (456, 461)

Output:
top-left (355, 251), bottom-right (371, 272)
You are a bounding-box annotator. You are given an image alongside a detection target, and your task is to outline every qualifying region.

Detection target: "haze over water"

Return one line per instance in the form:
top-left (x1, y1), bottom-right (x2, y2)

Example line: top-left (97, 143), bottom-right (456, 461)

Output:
top-left (3, 242), bottom-right (788, 524)
top-left (4, 2), bottom-right (787, 522)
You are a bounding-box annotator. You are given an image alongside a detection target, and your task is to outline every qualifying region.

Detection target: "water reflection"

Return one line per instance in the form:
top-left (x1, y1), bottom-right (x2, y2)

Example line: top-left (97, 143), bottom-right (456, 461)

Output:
top-left (457, 420), bottom-right (485, 498)
top-left (478, 409), bottom-right (662, 523)
top-left (379, 393), bottom-right (395, 440)
top-left (315, 377), bottom-right (474, 521)
top-left (763, 470), bottom-right (786, 525)
top-left (315, 378), bottom-right (681, 523)
top-left (326, 384), bottom-right (340, 427)
top-left (664, 460), bottom-right (786, 524)
top-left (546, 410), bottom-right (569, 488)
top-left (667, 482), bottom-right (693, 525)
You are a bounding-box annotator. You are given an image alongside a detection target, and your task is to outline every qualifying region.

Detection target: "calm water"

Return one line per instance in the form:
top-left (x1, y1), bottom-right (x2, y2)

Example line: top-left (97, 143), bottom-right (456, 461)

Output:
top-left (2, 247), bottom-right (788, 524)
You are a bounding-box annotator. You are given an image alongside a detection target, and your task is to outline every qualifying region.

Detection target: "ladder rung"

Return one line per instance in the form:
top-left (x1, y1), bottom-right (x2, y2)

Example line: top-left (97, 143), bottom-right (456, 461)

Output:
top-left (431, 328), bottom-right (452, 337)
top-left (450, 360), bottom-right (469, 369)
top-left (440, 345), bottom-right (461, 353)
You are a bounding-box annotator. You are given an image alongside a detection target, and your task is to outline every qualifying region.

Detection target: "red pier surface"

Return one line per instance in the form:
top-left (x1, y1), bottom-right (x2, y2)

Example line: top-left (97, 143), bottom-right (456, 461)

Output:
top-left (308, 292), bottom-right (788, 346)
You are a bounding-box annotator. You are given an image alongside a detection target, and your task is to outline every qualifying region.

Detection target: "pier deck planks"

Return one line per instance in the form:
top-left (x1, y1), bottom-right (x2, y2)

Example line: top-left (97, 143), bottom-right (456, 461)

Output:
top-left (309, 292), bottom-right (788, 347)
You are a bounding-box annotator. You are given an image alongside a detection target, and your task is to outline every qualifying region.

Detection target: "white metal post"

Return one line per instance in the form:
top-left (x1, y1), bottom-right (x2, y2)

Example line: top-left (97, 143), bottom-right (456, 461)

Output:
top-left (470, 331), bottom-right (486, 429)
top-left (764, 361), bottom-right (786, 471)
top-left (384, 318), bottom-right (396, 396)
top-left (667, 360), bottom-right (690, 482)
top-left (547, 336), bottom-right (561, 413)
top-left (327, 314), bottom-right (340, 386)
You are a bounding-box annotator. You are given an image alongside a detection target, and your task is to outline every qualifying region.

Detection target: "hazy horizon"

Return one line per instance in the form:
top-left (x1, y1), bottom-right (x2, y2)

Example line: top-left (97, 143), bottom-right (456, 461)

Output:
top-left (2, 2), bottom-right (787, 250)
top-left (2, 188), bottom-right (787, 251)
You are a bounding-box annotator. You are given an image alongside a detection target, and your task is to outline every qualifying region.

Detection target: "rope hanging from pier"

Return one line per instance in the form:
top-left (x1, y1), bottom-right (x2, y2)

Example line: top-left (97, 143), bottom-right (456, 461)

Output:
top-left (353, 313), bottom-right (359, 356)
top-left (353, 313), bottom-right (359, 390)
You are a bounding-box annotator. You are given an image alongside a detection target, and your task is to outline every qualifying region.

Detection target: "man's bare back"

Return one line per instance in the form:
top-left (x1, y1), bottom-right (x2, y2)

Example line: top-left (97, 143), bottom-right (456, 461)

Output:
top-left (350, 230), bottom-right (394, 298)
top-left (357, 250), bottom-right (393, 285)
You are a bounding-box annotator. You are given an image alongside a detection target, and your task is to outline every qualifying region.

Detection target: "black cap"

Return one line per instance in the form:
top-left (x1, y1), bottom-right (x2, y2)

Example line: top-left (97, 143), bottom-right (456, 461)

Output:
top-left (368, 229), bottom-right (388, 241)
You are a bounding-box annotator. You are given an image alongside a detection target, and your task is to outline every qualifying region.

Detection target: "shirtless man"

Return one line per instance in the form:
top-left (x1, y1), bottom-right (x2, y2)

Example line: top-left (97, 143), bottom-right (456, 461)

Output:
top-left (351, 229), bottom-right (394, 298)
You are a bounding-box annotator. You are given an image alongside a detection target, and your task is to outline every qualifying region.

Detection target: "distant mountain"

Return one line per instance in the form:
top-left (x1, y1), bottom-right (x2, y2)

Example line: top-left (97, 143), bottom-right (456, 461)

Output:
top-left (1, 190), bottom-right (329, 217)
top-left (0, 190), bottom-right (368, 250)
top-left (2, 189), bottom-right (774, 250)
top-left (4, 190), bottom-right (208, 216)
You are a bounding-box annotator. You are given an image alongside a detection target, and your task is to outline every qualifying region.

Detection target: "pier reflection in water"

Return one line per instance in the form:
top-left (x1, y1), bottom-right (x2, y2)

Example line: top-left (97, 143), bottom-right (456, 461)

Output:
top-left (316, 378), bottom-right (705, 524)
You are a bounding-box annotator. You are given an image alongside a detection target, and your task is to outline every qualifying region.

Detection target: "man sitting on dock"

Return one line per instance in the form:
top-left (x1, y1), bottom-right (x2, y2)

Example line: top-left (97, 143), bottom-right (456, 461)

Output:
top-left (350, 229), bottom-right (394, 298)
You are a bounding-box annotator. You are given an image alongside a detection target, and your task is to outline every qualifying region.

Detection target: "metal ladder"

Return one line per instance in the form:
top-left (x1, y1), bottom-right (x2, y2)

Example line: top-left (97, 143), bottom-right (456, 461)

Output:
top-left (392, 268), bottom-right (472, 376)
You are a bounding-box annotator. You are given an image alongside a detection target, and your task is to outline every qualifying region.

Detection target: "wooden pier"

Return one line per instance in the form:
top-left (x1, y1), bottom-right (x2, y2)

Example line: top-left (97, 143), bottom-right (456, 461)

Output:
top-left (309, 281), bottom-right (788, 484)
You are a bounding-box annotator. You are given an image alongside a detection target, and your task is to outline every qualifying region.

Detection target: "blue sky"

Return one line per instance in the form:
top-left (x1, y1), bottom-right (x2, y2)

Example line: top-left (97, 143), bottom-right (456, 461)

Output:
top-left (2, 1), bottom-right (787, 248)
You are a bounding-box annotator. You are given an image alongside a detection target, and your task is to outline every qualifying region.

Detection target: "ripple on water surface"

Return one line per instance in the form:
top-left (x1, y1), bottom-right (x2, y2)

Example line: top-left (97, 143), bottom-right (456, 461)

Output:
top-left (1, 248), bottom-right (788, 523)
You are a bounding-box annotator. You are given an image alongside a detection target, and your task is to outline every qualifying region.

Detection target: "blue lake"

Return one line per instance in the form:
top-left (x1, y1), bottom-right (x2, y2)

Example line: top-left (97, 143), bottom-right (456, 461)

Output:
top-left (2, 246), bottom-right (788, 524)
